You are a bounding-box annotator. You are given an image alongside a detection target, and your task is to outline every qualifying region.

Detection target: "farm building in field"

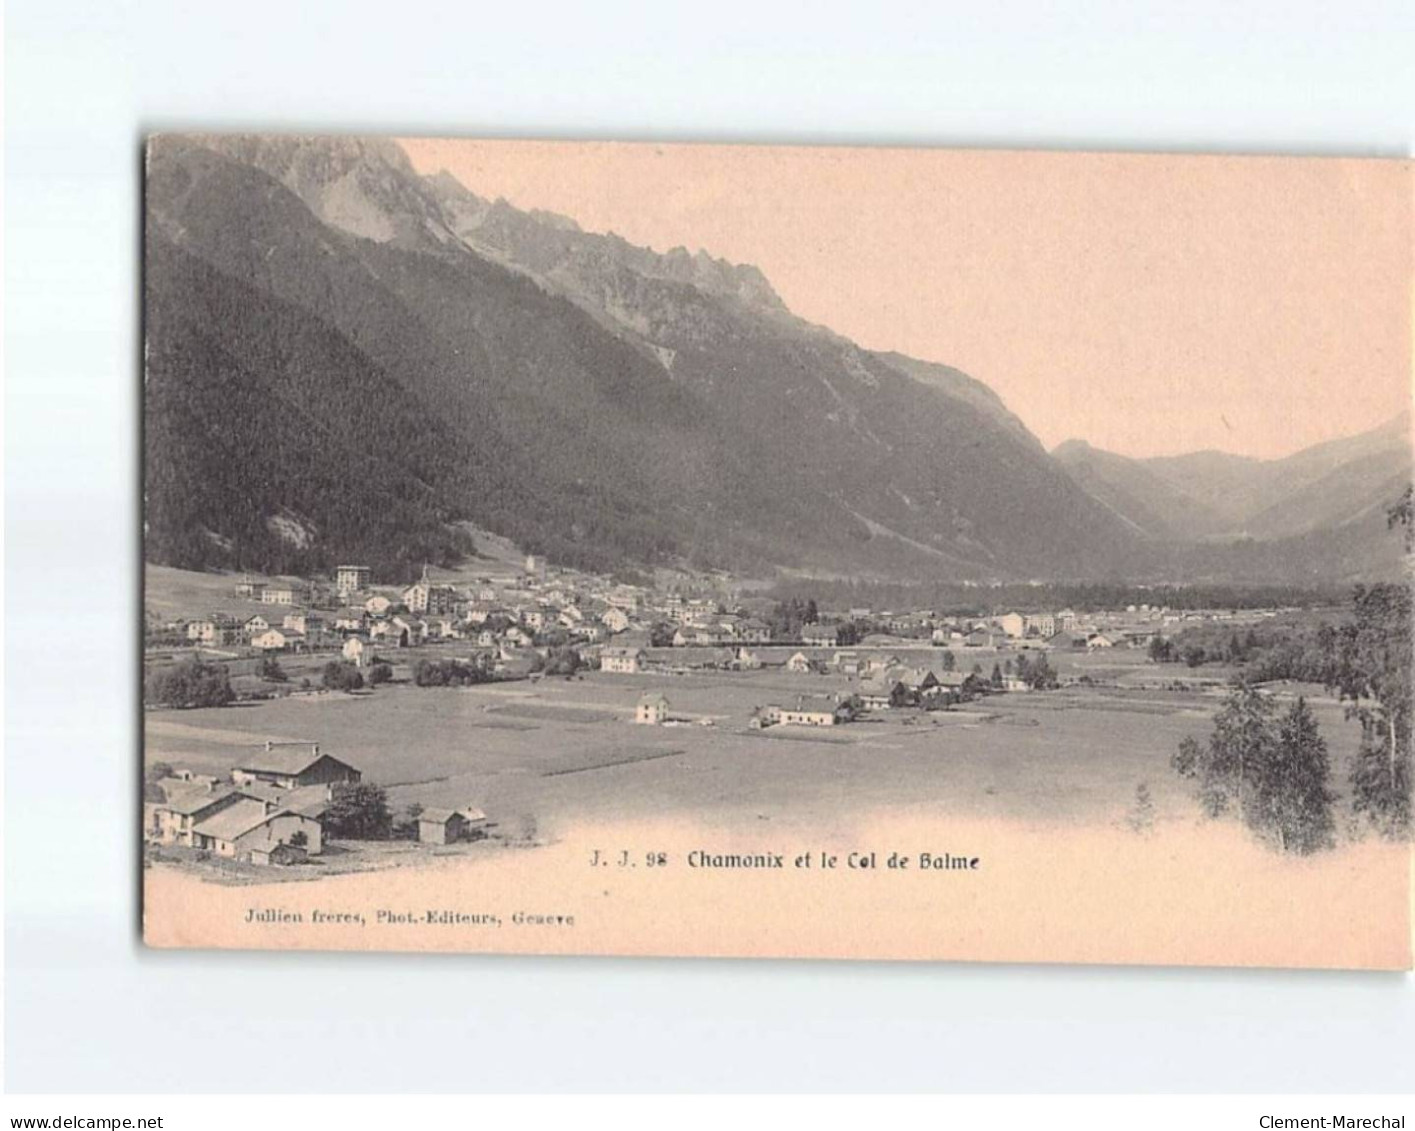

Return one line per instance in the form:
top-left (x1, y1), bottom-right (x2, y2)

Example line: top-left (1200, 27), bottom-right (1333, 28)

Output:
top-left (748, 704), bottom-right (782, 728)
top-left (231, 743), bottom-right (361, 791)
top-left (800, 623), bottom-right (840, 646)
top-left (786, 651), bottom-right (822, 674)
top-left (417, 807), bottom-right (488, 845)
top-left (635, 693), bottom-right (669, 725)
top-left (600, 647), bottom-right (646, 674)
top-left (778, 695), bottom-right (852, 727)
top-left (191, 798), bottom-right (323, 859)
top-left (748, 704), bottom-right (783, 728)
top-left (859, 677), bottom-right (910, 711)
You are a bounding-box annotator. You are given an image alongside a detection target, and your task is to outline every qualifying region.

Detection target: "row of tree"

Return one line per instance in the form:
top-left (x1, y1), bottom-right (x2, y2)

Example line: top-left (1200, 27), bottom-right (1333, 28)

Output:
top-left (144, 658), bottom-right (234, 708)
top-left (1171, 495), bottom-right (1411, 847)
top-left (1011, 652), bottom-right (1060, 690)
top-left (1150, 619), bottom-right (1338, 680)
top-left (1173, 687), bottom-right (1337, 853)
top-left (765, 579), bottom-right (1344, 619)
top-left (146, 655), bottom-right (408, 707)
top-left (412, 656), bottom-right (494, 687)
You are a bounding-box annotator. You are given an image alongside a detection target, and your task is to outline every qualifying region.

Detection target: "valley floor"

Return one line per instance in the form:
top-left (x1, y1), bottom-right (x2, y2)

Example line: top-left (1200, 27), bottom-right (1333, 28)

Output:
top-left (143, 658), bottom-right (1410, 969)
top-left (144, 653), bottom-right (1363, 875)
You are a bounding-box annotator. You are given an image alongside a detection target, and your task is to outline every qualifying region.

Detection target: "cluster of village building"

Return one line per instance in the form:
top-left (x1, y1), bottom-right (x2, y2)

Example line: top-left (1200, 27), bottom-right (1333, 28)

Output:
top-left (633, 651), bottom-right (1026, 733)
top-left (149, 557), bottom-right (1288, 740)
top-left (170, 560), bottom-right (648, 668)
top-left (144, 742), bottom-right (487, 866)
top-left (147, 562), bottom-right (1297, 867)
top-left (160, 556), bottom-right (1186, 675)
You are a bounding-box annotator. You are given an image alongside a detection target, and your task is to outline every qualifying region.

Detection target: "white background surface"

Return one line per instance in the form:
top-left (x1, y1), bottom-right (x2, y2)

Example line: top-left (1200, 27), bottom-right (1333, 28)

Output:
top-left (5, 0), bottom-right (1413, 1093)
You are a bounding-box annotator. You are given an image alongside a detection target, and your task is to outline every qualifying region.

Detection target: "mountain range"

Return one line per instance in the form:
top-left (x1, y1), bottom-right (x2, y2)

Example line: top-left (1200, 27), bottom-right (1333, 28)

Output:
top-left (142, 134), bottom-right (1411, 585)
top-left (1051, 413), bottom-right (1411, 581)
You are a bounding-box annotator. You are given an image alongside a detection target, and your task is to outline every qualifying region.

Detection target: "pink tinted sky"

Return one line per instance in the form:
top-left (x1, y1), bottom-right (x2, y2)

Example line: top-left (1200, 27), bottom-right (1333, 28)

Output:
top-left (401, 139), bottom-right (1410, 460)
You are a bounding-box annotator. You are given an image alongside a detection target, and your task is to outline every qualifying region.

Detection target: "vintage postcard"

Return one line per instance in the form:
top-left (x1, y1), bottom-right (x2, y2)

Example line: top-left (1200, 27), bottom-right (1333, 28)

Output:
top-left (142, 135), bottom-right (1413, 968)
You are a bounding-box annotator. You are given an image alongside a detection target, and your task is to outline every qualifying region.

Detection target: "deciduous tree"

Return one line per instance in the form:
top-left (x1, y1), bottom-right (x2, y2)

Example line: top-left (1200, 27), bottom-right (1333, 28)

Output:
top-left (324, 783), bottom-right (392, 840)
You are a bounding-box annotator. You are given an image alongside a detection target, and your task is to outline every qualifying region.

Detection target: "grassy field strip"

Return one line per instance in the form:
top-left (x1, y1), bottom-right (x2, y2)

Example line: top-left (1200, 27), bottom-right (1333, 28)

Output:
top-left (464, 719), bottom-right (540, 731)
top-left (380, 774), bottom-right (452, 789)
top-left (540, 748), bottom-right (688, 778)
top-left (487, 703), bottom-right (618, 724)
top-left (145, 718), bottom-right (306, 745)
top-left (748, 730), bottom-right (856, 746)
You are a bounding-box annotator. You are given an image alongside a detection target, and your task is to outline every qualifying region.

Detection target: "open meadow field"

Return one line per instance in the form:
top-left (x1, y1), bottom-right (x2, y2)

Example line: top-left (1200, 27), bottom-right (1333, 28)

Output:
top-left (145, 663), bottom-right (1362, 847)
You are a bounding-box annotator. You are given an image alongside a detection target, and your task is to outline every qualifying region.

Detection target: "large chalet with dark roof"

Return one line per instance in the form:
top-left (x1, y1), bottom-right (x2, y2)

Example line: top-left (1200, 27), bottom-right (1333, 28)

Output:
top-left (230, 743), bottom-right (362, 791)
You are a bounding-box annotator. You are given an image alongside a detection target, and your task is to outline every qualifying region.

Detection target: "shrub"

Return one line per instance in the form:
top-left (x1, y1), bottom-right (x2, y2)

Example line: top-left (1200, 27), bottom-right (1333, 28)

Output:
top-left (1173, 685), bottom-right (1336, 854)
top-left (1127, 783), bottom-right (1156, 835)
top-left (256, 655), bottom-right (288, 682)
top-left (324, 783), bottom-right (393, 840)
top-left (412, 657), bottom-right (491, 687)
top-left (542, 646), bottom-right (582, 677)
top-left (144, 658), bottom-right (234, 708)
top-left (321, 661), bottom-right (364, 692)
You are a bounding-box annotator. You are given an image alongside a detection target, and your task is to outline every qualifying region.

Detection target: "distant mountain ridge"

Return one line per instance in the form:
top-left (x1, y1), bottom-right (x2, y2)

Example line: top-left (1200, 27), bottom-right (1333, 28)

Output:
top-left (1054, 413), bottom-right (1411, 540)
top-left (424, 169), bottom-right (790, 314)
top-left (1052, 413), bottom-right (1411, 581)
top-left (143, 134), bottom-right (1411, 585)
